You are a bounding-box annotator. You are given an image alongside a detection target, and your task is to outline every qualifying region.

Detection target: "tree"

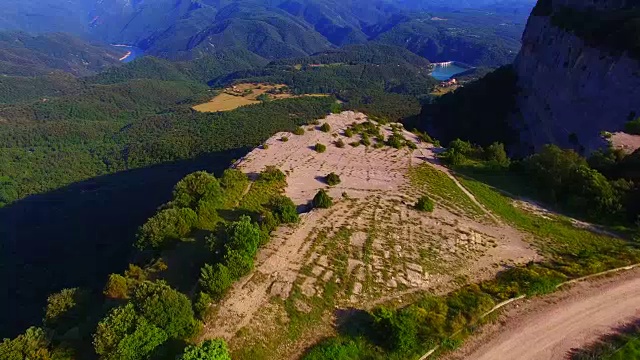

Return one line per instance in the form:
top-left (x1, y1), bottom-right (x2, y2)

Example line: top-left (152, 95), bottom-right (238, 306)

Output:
top-left (268, 195), bottom-right (299, 223)
top-left (313, 190), bottom-right (333, 209)
top-left (131, 281), bottom-right (199, 340)
top-left (93, 304), bottom-right (139, 358)
top-left (325, 173), bottom-right (341, 186)
top-left (172, 171), bottom-right (224, 209)
top-left (199, 263), bottom-right (233, 299)
top-left (315, 143), bottom-right (327, 153)
top-left (43, 287), bottom-right (89, 331)
top-left (320, 123), bottom-right (331, 132)
top-left (415, 195), bottom-right (434, 212)
top-left (179, 339), bottom-right (231, 360)
top-left (625, 117), bottom-right (640, 135)
top-left (256, 94), bottom-right (270, 102)
top-left (219, 169), bottom-right (248, 190)
top-left (113, 319), bottom-right (167, 360)
top-left (0, 327), bottom-right (52, 360)
top-left (136, 208), bottom-right (198, 249)
top-left (104, 274), bottom-right (129, 300)
top-left (484, 142), bottom-right (510, 167)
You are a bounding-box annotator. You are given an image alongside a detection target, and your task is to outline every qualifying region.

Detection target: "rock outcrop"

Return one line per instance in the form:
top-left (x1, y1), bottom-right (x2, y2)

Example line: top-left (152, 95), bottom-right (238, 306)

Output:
top-left (512, 0), bottom-right (640, 153)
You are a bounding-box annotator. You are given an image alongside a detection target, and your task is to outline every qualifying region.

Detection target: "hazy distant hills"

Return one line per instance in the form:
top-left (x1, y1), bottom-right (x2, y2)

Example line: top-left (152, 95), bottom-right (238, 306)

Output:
top-left (0, 0), bottom-right (534, 66)
top-left (0, 31), bottom-right (125, 77)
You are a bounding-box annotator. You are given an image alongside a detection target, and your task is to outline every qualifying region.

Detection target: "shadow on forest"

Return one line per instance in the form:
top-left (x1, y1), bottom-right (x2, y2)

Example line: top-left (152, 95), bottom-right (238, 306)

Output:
top-left (0, 148), bottom-right (249, 338)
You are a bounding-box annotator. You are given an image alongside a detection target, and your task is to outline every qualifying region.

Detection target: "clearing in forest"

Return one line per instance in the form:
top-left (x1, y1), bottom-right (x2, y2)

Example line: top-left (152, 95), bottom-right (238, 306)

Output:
top-left (192, 83), bottom-right (327, 112)
top-left (201, 111), bottom-right (540, 359)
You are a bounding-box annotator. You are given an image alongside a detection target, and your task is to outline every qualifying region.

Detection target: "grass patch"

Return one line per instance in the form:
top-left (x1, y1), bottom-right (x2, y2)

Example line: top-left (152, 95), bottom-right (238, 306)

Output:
top-left (409, 164), bottom-right (484, 218)
top-left (458, 176), bottom-right (640, 276)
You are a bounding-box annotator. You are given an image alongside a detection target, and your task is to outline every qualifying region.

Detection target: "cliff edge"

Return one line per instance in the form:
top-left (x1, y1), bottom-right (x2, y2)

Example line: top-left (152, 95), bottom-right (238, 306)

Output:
top-left (512, 0), bottom-right (640, 153)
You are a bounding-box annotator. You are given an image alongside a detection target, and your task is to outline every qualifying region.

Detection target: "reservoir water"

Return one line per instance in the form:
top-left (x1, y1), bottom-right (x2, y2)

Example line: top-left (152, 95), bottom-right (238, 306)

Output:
top-left (430, 62), bottom-right (471, 81)
top-left (112, 45), bottom-right (144, 63)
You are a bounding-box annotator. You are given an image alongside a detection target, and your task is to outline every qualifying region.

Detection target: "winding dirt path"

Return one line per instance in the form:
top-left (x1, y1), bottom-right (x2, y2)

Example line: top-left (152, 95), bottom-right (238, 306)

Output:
top-left (447, 269), bottom-right (640, 360)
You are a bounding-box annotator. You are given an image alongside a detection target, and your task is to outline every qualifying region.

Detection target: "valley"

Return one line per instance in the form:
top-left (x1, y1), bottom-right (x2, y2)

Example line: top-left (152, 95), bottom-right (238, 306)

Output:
top-left (2, 1), bottom-right (640, 359)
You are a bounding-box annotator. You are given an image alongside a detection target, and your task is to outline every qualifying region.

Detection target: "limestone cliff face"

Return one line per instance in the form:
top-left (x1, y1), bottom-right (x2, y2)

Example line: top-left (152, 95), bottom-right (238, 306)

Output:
top-left (512, 0), bottom-right (640, 153)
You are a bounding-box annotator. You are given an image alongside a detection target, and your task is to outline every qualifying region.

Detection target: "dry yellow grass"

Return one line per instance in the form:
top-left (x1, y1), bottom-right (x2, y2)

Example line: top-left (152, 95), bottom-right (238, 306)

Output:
top-left (193, 83), bottom-right (327, 113)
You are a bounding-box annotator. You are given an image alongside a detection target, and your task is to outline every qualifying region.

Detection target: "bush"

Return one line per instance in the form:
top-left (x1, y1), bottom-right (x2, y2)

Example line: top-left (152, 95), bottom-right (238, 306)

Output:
top-left (179, 339), bottom-right (231, 360)
top-left (320, 123), bottom-right (331, 132)
top-left (415, 195), bottom-right (435, 212)
top-left (344, 128), bottom-right (354, 137)
top-left (330, 102), bottom-right (342, 114)
top-left (313, 190), bottom-right (333, 209)
top-left (281, 136), bottom-right (289, 142)
top-left (293, 127), bottom-right (305, 135)
top-left (335, 139), bottom-right (345, 148)
top-left (259, 166), bottom-right (286, 182)
top-left (263, 144), bottom-right (269, 150)
top-left (315, 143), bottom-right (327, 153)
top-left (267, 195), bottom-right (299, 224)
top-left (193, 292), bottom-right (212, 319)
top-left (325, 173), bottom-right (341, 186)
top-left (386, 133), bottom-right (406, 149)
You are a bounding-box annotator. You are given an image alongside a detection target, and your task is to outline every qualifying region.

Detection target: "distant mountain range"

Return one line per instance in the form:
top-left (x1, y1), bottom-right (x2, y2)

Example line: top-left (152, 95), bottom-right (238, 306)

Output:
top-left (0, 0), bottom-right (535, 67)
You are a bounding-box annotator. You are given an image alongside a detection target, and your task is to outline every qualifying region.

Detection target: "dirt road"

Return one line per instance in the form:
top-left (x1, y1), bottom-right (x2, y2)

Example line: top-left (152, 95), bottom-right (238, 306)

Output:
top-left (449, 269), bottom-right (640, 360)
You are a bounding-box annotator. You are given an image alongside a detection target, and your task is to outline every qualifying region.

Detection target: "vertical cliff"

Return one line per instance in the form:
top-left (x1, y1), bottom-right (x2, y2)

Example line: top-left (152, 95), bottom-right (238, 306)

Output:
top-left (512, 0), bottom-right (640, 153)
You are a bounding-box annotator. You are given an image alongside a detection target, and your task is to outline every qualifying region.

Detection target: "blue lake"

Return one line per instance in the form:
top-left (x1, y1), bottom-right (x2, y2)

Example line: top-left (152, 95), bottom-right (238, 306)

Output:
top-left (430, 62), bottom-right (471, 81)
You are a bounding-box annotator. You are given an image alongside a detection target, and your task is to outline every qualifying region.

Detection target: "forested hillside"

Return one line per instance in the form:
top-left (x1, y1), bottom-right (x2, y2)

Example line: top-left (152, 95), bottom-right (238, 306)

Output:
top-left (0, 0), bottom-right (532, 67)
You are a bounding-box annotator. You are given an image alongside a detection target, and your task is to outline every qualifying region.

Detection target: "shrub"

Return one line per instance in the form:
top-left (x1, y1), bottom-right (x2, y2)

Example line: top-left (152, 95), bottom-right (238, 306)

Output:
top-left (281, 136), bottom-right (289, 142)
top-left (315, 143), bottom-right (327, 153)
top-left (179, 339), bottom-right (231, 360)
top-left (193, 292), bottom-right (212, 319)
top-left (415, 195), bottom-right (435, 212)
top-left (344, 128), bottom-right (354, 137)
top-left (313, 190), bottom-right (333, 209)
top-left (293, 127), bottom-right (305, 135)
top-left (361, 135), bottom-right (371, 147)
top-left (386, 133), bottom-right (405, 149)
top-left (320, 123), bottom-right (331, 132)
top-left (325, 173), bottom-right (341, 186)
top-left (349, 141), bottom-right (361, 147)
top-left (263, 144), bottom-right (269, 150)
top-left (335, 139), bottom-right (345, 148)
top-left (267, 195), bottom-right (299, 223)
top-left (259, 166), bottom-right (286, 182)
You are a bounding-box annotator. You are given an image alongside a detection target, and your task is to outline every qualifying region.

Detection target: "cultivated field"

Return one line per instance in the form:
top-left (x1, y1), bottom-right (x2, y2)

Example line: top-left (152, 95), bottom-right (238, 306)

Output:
top-left (193, 83), bottom-right (326, 112)
top-left (201, 111), bottom-right (540, 359)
